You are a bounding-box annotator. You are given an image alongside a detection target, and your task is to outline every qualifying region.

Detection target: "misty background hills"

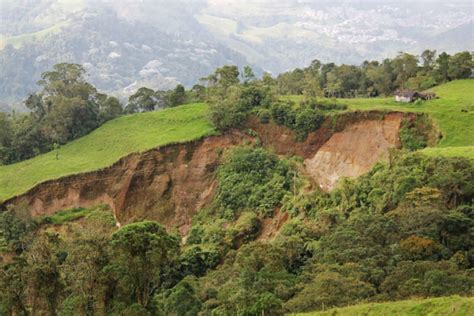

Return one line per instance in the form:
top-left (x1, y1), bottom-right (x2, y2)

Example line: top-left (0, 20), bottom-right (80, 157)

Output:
top-left (0, 0), bottom-right (473, 109)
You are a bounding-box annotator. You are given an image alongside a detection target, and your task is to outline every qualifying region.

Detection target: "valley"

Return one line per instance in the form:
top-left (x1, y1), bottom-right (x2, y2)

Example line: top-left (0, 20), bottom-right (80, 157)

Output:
top-left (0, 14), bottom-right (472, 312)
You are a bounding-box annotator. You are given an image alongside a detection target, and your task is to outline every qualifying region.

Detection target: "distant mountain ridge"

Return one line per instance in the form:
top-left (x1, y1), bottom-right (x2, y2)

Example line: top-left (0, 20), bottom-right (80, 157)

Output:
top-left (0, 0), bottom-right (472, 109)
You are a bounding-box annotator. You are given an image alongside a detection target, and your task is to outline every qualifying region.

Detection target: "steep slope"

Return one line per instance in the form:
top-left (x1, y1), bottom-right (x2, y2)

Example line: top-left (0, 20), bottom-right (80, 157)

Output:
top-left (1, 111), bottom-right (417, 233)
top-left (287, 80), bottom-right (474, 159)
top-left (0, 103), bottom-right (214, 201)
top-left (305, 114), bottom-right (402, 191)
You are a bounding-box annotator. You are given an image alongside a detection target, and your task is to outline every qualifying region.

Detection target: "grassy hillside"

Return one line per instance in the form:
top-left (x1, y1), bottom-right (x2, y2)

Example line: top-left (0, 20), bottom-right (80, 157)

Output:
top-left (0, 103), bottom-right (214, 202)
top-left (295, 296), bottom-right (474, 316)
top-left (285, 79), bottom-right (474, 158)
top-left (0, 80), bottom-right (471, 202)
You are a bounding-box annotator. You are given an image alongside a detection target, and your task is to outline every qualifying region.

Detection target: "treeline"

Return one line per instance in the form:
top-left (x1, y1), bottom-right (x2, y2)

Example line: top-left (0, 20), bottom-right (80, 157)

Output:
top-left (1, 151), bottom-right (472, 315)
top-left (1, 49), bottom-right (472, 165)
top-left (0, 65), bottom-right (197, 165)
top-left (271, 50), bottom-right (472, 97)
top-left (0, 64), bottom-right (123, 164)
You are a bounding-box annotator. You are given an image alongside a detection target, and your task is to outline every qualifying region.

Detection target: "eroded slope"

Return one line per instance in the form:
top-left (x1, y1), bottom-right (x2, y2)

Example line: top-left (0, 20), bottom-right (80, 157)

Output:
top-left (1, 111), bottom-right (420, 233)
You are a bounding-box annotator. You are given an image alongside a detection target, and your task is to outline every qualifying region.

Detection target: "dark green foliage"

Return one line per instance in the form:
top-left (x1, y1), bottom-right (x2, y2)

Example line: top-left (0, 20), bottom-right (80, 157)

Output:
top-left (126, 87), bottom-right (157, 113)
top-left (273, 50), bottom-right (472, 97)
top-left (0, 206), bottom-right (36, 254)
top-left (1, 155), bottom-right (472, 314)
top-left (270, 101), bottom-right (326, 141)
top-left (155, 280), bottom-right (202, 316)
top-left (285, 266), bottom-right (376, 312)
top-left (0, 63), bottom-right (123, 165)
top-left (197, 243), bottom-right (296, 315)
top-left (0, 258), bottom-right (29, 316)
top-left (215, 147), bottom-right (294, 218)
top-left (270, 101), bottom-right (295, 126)
top-left (257, 108), bottom-right (271, 124)
top-left (208, 97), bottom-right (247, 131)
top-left (294, 107), bottom-right (325, 141)
top-left (208, 84), bottom-right (272, 132)
top-left (180, 246), bottom-right (220, 277)
top-left (278, 154), bottom-right (474, 312)
top-left (168, 84), bottom-right (187, 107)
top-left (399, 117), bottom-right (430, 151)
top-left (380, 260), bottom-right (473, 299)
top-left (110, 221), bottom-right (180, 309)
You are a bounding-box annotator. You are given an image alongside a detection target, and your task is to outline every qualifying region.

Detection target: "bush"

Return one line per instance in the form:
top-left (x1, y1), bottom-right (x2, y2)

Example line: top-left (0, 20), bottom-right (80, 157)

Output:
top-left (271, 101), bottom-right (296, 127)
top-left (215, 147), bottom-right (294, 218)
top-left (155, 280), bottom-right (202, 316)
top-left (285, 270), bottom-right (375, 312)
top-left (294, 107), bottom-right (325, 141)
top-left (257, 108), bottom-right (271, 124)
top-left (399, 117), bottom-right (430, 151)
top-left (208, 84), bottom-right (273, 132)
top-left (208, 100), bottom-right (247, 132)
top-left (270, 101), bottom-right (327, 141)
top-left (180, 246), bottom-right (221, 277)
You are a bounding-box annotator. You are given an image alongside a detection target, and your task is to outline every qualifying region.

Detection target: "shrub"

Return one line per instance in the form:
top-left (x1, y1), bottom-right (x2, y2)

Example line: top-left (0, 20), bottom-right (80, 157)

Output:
top-left (257, 108), bottom-right (271, 124)
top-left (208, 100), bottom-right (247, 132)
top-left (294, 107), bottom-right (325, 141)
top-left (180, 246), bottom-right (221, 276)
top-left (271, 101), bottom-right (296, 127)
top-left (399, 116), bottom-right (430, 151)
top-left (215, 147), bottom-right (294, 218)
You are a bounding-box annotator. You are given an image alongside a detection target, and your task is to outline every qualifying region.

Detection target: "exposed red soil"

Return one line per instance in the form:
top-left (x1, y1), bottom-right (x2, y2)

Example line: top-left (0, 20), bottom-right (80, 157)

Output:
top-left (257, 208), bottom-right (289, 241)
top-left (1, 111), bottom-right (418, 234)
top-left (305, 113), bottom-right (403, 191)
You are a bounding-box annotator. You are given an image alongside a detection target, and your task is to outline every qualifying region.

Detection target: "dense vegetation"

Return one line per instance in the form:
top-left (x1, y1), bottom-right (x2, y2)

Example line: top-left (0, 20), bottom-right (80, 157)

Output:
top-left (271, 50), bottom-right (472, 98)
top-left (1, 51), bottom-right (472, 199)
top-left (0, 50), bottom-right (473, 315)
top-left (1, 147), bottom-right (472, 315)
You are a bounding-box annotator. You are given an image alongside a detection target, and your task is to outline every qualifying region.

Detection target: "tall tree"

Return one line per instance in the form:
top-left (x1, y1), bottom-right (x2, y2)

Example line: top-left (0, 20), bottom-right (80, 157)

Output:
top-left (168, 84), bottom-right (186, 107)
top-left (242, 66), bottom-right (256, 84)
top-left (421, 49), bottom-right (437, 73)
top-left (448, 51), bottom-right (473, 80)
top-left (126, 87), bottom-right (157, 113)
top-left (110, 221), bottom-right (180, 309)
top-left (435, 52), bottom-right (451, 82)
top-left (392, 52), bottom-right (419, 88)
top-left (215, 65), bottom-right (240, 90)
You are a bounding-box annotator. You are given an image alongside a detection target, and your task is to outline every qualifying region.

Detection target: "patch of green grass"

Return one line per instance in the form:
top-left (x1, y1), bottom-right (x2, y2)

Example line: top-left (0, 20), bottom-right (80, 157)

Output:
top-left (40, 207), bottom-right (92, 225)
top-left (39, 204), bottom-right (116, 226)
top-left (285, 80), bottom-right (474, 159)
top-left (294, 295), bottom-right (474, 316)
top-left (0, 103), bottom-right (215, 202)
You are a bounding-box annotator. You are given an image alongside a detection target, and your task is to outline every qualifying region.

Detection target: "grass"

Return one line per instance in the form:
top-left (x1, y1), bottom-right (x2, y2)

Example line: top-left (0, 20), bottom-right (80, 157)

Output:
top-left (39, 204), bottom-right (115, 225)
top-left (40, 207), bottom-right (92, 225)
top-left (284, 79), bottom-right (474, 159)
top-left (294, 296), bottom-right (474, 316)
top-left (0, 103), bottom-right (215, 202)
top-left (0, 80), bottom-right (471, 202)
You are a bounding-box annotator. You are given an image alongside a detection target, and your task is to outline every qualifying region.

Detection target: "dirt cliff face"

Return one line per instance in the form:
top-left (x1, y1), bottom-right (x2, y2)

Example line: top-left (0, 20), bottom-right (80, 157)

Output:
top-left (1, 111), bottom-right (417, 233)
top-left (4, 133), bottom-right (250, 235)
top-left (305, 113), bottom-right (403, 191)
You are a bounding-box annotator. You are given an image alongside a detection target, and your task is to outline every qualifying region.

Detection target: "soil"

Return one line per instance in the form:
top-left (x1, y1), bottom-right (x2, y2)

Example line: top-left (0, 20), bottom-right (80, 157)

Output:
top-left (1, 111), bottom-right (418, 235)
